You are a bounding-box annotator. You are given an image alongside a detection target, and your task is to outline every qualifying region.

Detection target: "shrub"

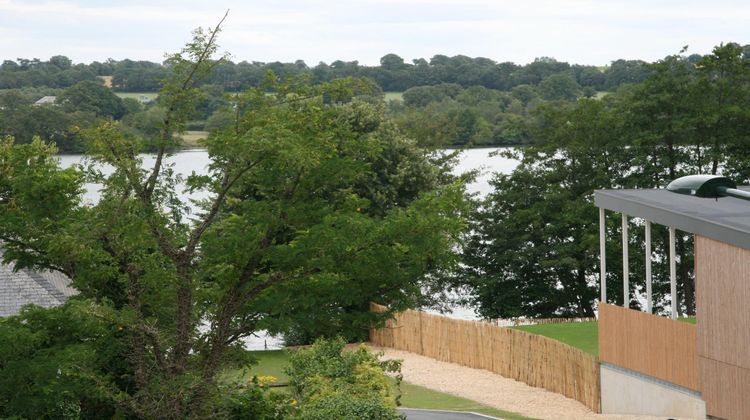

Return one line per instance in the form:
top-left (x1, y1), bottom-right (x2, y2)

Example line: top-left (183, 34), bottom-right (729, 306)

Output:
top-left (285, 337), bottom-right (403, 419)
top-left (223, 376), bottom-right (296, 420)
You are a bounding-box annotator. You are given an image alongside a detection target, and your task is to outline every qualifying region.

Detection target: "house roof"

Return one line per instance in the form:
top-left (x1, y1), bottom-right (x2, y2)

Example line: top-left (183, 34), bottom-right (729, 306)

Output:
top-left (0, 249), bottom-right (77, 317)
top-left (33, 96), bottom-right (57, 105)
top-left (595, 186), bottom-right (750, 250)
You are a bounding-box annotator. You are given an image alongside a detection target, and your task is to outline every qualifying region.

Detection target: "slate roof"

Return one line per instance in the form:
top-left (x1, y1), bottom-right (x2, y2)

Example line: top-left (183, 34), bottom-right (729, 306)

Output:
top-left (0, 248), bottom-right (77, 317)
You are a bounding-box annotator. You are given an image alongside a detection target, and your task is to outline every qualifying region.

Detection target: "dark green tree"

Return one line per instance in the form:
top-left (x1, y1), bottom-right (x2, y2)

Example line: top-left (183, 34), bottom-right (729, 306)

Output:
top-left (58, 80), bottom-right (126, 119)
top-left (0, 22), bottom-right (466, 418)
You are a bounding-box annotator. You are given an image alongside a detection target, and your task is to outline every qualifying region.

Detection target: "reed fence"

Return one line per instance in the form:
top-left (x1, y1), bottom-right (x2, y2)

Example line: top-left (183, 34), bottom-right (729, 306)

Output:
top-left (484, 316), bottom-right (596, 327)
top-left (370, 303), bottom-right (600, 412)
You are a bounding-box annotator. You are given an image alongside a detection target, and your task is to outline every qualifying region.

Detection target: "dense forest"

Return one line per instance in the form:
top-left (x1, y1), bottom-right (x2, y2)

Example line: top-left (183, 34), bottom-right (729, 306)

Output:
top-left (0, 53), bottom-right (658, 92)
top-left (3, 47), bottom-right (749, 151)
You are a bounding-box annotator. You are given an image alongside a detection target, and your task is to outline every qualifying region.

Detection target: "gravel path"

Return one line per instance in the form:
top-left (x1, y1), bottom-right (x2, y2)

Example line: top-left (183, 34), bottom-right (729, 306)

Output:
top-left (372, 346), bottom-right (664, 420)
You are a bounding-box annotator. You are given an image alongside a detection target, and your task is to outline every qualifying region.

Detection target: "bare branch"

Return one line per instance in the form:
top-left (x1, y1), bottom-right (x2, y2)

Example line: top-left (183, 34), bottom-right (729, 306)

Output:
top-left (143, 10), bottom-right (229, 201)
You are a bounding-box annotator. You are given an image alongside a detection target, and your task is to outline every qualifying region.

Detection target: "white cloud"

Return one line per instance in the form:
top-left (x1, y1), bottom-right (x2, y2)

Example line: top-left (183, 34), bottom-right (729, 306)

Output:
top-left (0, 0), bottom-right (746, 65)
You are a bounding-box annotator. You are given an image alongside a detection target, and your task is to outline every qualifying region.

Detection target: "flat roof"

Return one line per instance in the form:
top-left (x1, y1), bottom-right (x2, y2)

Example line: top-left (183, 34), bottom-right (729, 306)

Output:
top-left (595, 187), bottom-right (750, 250)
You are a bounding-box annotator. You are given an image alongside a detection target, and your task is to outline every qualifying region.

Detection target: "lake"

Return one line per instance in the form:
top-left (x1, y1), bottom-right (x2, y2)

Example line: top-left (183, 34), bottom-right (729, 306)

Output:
top-left (58, 147), bottom-right (521, 348)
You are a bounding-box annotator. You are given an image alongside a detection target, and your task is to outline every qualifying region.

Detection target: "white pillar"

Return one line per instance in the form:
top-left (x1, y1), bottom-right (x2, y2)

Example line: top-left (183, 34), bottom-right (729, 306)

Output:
top-left (669, 226), bottom-right (677, 319)
top-left (600, 208), bottom-right (606, 303)
top-left (622, 213), bottom-right (629, 308)
top-left (645, 221), bottom-right (653, 314)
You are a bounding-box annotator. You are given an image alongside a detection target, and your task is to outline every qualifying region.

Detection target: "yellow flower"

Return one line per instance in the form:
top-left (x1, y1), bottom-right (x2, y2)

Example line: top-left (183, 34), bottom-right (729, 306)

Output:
top-left (291, 399), bottom-right (297, 406)
top-left (255, 375), bottom-right (277, 385)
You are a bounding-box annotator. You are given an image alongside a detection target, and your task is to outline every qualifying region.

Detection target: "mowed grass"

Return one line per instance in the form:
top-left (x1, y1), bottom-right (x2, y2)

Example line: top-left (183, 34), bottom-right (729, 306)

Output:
top-left (513, 316), bottom-right (697, 356)
top-left (512, 321), bottom-right (599, 356)
top-left (115, 92), bottom-right (158, 101)
top-left (400, 382), bottom-right (535, 419)
top-left (231, 349), bottom-right (533, 419)
top-left (179, 130), bottom-right (209, 147)
top-left (384, 91), bottom-right (403, 101)
top-left (678, 316), bottom-right (697, 324)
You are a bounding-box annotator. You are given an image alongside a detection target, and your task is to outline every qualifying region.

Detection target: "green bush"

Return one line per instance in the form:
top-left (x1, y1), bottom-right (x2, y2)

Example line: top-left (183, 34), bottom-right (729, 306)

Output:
top-left (286, 337), bottom-right (403, 420)
top-left (223, 376), bottom-right (296, 419)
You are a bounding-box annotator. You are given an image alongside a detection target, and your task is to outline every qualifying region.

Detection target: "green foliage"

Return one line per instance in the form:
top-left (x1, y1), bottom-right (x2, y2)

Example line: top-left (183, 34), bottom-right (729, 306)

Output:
top-left (393, 84), bottom-right (534, 147)
top-left (0, 90), bottom-right (93, 153)
top-left (0, 23), bottom-right (466, 418)
top-left (58, 80), bottom-right (126, 119)
top-left (285, 338), bottom-right (403, 420)
top-left (536, 72), bottom-right (581, 101)
top-left (223, 376), bottom-right (295, 420)
top-left (0, 300), bottom-right (128, 419)
top-left (464, 43), bottom-right (750, 318)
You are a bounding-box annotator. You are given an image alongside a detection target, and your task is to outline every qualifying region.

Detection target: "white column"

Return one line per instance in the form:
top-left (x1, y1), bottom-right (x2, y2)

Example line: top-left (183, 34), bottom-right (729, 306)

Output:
top-left (599, 208), bottom-right (606, 303)
top-left (669, 226), bottom-right (677, 319)
top-left (645, 221), bottom-right (653, 314)
top-left (622, 213), bottom-right (629, 308)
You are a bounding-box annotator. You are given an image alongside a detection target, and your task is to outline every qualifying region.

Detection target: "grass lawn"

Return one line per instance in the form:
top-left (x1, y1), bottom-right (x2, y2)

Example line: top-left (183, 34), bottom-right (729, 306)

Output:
top-left (384, 91), bottom-right (403, 101)
top-left (179, 130), bottom-right (209, 147)
top-left (231, 350), bottom-right (533, 419)
top-left (114, 92), bottom-right (158, 101)
top-left (512, 321), bottom-right (599, 356)
top-left (679, 316), bottom-right (697, 324)
top-left (400, 382), bottom-right (535, 419)
top-left (513, 316), bottom-right (697, 356)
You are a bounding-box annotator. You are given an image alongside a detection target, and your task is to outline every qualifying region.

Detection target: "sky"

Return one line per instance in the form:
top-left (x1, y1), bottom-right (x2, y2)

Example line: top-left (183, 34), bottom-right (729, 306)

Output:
top-left (0, 0), bottom-right (748, 67)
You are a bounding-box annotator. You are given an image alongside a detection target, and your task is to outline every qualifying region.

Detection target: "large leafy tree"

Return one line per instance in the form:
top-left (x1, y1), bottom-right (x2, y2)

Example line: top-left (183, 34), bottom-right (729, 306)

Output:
top-left (0, 23), bottom-right (466, 418)
top-left (464, 43), bottom-right (750, 319)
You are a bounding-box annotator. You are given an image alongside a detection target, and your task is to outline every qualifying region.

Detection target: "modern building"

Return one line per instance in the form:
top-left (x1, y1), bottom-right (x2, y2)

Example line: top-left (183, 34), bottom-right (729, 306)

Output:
top-left (595, 185), bottom-right (750, 419)
top-left (0, 248), bottom-right (76, 317)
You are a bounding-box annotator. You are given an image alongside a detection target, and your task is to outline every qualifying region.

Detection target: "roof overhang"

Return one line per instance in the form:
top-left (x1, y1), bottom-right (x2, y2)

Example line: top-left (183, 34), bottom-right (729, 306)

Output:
top-left (595, 187), bottom-right (750, 250)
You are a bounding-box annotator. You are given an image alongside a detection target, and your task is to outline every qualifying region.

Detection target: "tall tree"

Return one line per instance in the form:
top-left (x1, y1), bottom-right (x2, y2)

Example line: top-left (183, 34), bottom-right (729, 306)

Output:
top-left (0, 22), bottom-right (466, 418)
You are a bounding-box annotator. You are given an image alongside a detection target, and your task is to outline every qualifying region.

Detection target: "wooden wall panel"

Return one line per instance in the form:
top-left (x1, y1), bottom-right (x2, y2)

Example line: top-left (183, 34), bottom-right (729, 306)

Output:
top-left (598, 303), bottom-right (698, 391)
top-left (699, 358), bottom-right (750, 420)
top-left (695, 236), bottom-right (750, 369)
top-left (695, 236), bottom-right (750, 419)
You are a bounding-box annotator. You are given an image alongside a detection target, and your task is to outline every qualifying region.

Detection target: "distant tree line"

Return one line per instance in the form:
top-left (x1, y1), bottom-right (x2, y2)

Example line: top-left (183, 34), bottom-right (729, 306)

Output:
top-left (0, 53), bottom-right (675, 93)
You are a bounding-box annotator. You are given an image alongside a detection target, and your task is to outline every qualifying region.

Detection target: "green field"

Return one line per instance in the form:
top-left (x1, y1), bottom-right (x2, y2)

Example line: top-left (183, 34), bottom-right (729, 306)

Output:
top-left (231, 349), bottom-right (532, 419)
top-left (514, 316), bottom-right (697, 356)
top-left (384, 91), bottom-right (403, 101)
top-left (179, 130), bottom-right (208, 147)
top-left (513, 322), bottom-right (599, 356)
top-left (115, 92), bottom-right (158, 101)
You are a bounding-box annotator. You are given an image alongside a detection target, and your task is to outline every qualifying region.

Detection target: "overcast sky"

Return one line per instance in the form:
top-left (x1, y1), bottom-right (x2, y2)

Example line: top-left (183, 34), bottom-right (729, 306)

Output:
top-left (0, 0), bottom-right (747, 66)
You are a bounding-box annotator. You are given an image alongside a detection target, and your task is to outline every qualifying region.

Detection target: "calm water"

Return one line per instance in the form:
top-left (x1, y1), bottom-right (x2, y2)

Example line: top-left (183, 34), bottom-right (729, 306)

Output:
top-left (58, 147), bottom-right (520, 348)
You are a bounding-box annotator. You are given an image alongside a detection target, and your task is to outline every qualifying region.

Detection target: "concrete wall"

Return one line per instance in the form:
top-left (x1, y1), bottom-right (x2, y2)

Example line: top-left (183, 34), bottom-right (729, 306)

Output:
top-left (600, 364), bottom-right (705, 419)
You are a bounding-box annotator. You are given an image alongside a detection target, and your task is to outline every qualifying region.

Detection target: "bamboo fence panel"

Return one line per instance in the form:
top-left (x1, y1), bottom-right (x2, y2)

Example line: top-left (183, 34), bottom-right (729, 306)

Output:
top-left (370, 303), bottom-right (600, 412)
top-left (598, 303), bottom-right (698, 391)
